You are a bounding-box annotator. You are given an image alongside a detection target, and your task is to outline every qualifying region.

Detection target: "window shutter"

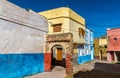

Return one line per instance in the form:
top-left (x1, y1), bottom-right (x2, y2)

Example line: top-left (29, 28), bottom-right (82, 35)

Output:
top-left (78, 28), bottom-right (85, 37)
top-left (53, 24), bottom-right (62, 32)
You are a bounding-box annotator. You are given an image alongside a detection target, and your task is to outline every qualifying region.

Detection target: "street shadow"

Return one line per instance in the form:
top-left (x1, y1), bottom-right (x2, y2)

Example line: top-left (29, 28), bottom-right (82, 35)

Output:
top-left (51, 58), bottom-right (66, 69)
top-left (94, 62), bottom-right (120, 74)
top-left (73, 62), bottom-right (120, 78)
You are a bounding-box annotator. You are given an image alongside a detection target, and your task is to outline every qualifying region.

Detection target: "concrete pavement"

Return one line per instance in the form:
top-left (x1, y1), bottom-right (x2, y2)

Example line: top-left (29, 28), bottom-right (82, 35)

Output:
top-left (25, 66), bottom-right (66, 78)
top-left (25, 60), bottom-right (111, 78)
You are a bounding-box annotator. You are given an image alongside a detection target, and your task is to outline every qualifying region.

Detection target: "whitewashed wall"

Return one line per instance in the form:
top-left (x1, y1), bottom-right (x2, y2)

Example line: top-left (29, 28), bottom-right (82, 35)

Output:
top-left (0, 0), bottom-right (48, 53)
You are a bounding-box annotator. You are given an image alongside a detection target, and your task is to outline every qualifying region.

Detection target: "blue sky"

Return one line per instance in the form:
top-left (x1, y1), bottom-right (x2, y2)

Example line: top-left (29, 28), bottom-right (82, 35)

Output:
top-left (8, 0), bottom-right (120, 38)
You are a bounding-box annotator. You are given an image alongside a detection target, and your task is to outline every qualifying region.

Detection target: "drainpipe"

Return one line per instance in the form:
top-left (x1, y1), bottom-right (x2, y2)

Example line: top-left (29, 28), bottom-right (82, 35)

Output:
top-left (114, 51), bottom-right (117, 62)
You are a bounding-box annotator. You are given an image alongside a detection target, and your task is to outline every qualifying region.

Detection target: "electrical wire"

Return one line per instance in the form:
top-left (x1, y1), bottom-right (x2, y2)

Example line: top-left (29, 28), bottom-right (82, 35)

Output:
top-left (0, 13), bottom-right (107, 34)
top-left (2, 8), bottom-right (120, 35)
top-left (86, 23), bottom-right (120, 27)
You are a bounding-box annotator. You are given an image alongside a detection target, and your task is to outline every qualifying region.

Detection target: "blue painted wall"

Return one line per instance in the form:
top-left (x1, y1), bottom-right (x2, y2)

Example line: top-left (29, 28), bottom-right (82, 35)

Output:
top-left (78, 45), bottom-right (92, 64)
top-left (78, 28), bottom-right (94, 64)
top-left (0, 53), bottom-right (44, 78)
top-left (78, 55), bottom-right (91, 64)
top-left (90, 31), bottom-right (94, 60)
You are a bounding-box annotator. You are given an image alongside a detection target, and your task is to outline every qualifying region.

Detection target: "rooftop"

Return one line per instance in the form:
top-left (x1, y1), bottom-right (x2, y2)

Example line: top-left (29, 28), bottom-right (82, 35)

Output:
top-left (39, 7), bottom-right (85, 25)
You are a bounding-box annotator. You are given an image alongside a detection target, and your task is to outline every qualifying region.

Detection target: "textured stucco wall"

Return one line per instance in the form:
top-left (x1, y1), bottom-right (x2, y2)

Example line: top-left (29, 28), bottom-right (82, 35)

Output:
top-left (47, 18), bottom-right (70, 34)
top-left (0, 0), bottom-right (48, 53)
top-left (85, 29), bottom-right (91, 44)
top-left (85, 29), bottom-right (91, 56)
top-left (94, 38), bottom-right (99, 56)
top-left (107, 28), bottom-right (120, 51)
top-left (0, 53), bottom-right (44, 78)
top-left (90, 31), bottom-right (94, 60)
top-left (39, 7), bottom-right (85, 25)
top-left (39, 7), bottom-right (85, 44)
top-left (107, 28), bottom-right (120, 36)
top-left (69, 19), bottom-right (85, 44)
top-left (0, 0), bottom-right (48, 78)
top-left (77, 29), bottom-right (94, 64)
top-left (99, 38), bottom-right (107, 46)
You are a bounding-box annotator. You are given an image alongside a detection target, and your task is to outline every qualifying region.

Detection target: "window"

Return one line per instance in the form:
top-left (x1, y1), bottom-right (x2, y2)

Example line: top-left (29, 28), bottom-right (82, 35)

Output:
top-left (79, 50), bottom-right (82, 56)
top-left (104, 45), bottom-right (107, 48)
top-left (114, 37), bottom-right (117, 41)
top-left (79, 44), bottom-right (84, 49)
top-left (52, 24), bottom-right (62, 32)
top-left (86, 49), bottom-right (89, 55)
top-left (90, 34), bottom-right (93, 41)
top-left (78, 28), bottom-right (85, 38)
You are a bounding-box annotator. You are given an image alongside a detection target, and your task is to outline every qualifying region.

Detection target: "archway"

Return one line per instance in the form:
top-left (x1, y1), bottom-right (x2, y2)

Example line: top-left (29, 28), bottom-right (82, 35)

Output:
top-left (44, 33), bottom-right (73, 74)
top-left (51, 45), bottom-right (66, 68)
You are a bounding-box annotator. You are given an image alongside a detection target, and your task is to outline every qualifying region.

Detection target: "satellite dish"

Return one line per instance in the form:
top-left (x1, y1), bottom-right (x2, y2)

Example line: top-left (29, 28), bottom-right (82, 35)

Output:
top-left (107, 28), bottom-right (111, 30)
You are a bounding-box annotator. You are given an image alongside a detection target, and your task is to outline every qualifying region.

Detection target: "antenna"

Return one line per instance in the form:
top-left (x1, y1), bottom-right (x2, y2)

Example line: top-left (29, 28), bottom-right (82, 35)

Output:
top-left (66, 0), bottom-right (69, 8)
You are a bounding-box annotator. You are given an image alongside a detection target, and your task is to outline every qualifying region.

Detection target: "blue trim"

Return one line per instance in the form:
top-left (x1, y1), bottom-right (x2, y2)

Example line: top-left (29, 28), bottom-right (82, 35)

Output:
top-left (0, 53), bottom-right (44, 78)
top-left (78, 55), bottom-right (92, 64)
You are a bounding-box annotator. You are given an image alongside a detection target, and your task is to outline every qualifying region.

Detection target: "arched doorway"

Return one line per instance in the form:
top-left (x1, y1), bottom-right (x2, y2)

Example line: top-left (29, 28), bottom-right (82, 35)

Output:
top-left (44, 33), bottom-right (73, 74)
top-left (51, 45), bottom-right (66, 69)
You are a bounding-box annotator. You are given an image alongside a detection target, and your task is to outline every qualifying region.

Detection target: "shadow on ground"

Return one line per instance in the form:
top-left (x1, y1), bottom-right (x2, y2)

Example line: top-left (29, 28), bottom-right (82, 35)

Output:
top-left (74, 62), bottom-right (120, 78)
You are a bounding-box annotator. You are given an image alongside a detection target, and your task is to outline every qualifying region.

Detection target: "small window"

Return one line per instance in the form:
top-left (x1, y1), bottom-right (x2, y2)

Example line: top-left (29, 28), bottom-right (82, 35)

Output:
top-left (79, 44), bottom-right (84, 49)
top-left (52, 24), bottom-right (62, 32)
top-left (114, 37), bottom-right (117, 41)
top-left (104, 45), bottom-right (107, 48)
top-left (78, 28), bottom-right (85, 38)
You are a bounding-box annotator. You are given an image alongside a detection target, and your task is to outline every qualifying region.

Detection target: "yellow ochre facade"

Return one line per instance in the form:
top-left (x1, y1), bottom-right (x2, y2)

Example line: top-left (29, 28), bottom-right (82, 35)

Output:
top-left (39, 7), bottom-right (86, 44)
top-left (94, 36), bottom-right (107, 60)
top-left (39, 7), bottom-right (94, 67)
top-left (99, 38), bottom-right (107, 46)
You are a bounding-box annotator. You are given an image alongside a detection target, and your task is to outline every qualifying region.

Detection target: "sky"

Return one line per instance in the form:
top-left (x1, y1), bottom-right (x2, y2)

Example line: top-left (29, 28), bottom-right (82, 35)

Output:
top-left (8, 0), bottom-right (120, 38)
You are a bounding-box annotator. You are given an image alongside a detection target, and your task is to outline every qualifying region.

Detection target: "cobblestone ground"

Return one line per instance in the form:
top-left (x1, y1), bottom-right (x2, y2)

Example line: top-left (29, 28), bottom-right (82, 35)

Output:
top-left (25, 60), bottom-right (120, 78)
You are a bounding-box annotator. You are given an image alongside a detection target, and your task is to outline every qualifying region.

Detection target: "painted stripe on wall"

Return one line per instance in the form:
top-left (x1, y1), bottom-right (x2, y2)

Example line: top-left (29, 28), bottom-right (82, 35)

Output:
top-left (0, 53), bottom-right (44, 78)
top-left (44, 53), bottom-right (51, 71)
top-left (78, 55), bottom-right (91, 64)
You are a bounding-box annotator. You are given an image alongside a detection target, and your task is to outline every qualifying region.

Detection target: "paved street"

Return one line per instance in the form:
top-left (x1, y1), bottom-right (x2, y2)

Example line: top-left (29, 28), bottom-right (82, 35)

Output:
top-left (25, 66), bottom-right (66, 78)
top-left (25, 60), bottom-right (120, 78)
top-left (25, 60), bottom-right (95, 78)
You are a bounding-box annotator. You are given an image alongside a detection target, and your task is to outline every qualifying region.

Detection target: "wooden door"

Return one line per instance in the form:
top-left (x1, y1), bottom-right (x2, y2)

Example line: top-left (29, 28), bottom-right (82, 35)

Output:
top-left (57, 48), bottom-right (62, 61)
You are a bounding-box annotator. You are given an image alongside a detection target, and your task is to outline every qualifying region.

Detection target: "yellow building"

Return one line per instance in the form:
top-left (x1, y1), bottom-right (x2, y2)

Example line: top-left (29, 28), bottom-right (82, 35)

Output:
top-left (39, 7), bottom-right (85, 44)
top-left (99, 37), bottom-right (107, 47)
top-left (39, 7), bottom-right (86, 74)
top-left (94, 36), bottom-right (107, 60)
